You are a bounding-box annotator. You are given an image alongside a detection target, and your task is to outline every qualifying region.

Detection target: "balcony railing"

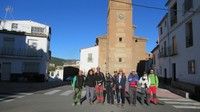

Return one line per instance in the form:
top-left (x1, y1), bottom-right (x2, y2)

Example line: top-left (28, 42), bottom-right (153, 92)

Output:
top-left (159, 46), bottom-right (178, 58)
top-left (0, 48), bottom-right (43, 57)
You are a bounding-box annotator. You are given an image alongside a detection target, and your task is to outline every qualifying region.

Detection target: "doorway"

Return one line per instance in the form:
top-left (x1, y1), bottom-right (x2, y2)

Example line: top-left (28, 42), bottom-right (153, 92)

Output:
top-left (2, 62), bottom-right (11, 81)
top-left (172, 63), bottom-right (177, 81)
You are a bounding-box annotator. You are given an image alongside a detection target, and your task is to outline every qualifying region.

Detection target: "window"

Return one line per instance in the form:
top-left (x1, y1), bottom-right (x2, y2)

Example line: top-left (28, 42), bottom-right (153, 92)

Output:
top-left (186, 21), bottom-right (193, 48)
top-left (172, 36), bottom-right (177, 55)
top-left (153, 54), bottom-right (156, 65)
top-left (188, 60), bottom-right (195, 74)
top-left (160, 27), bottom-right (163, 35)
top-left (119, 58), bottom-right (122, 62)
top-left (164, 21), bottom-right (167, 27)
top-left (28, 39), bottom-right (38, 49)
top-left (87, 53), bottom-right (93, 63)
top-left (30, 42), bottom-right (37, 49)
top-left (23, 62), bottom-right (39, 73)
top-left (119, 37), bottom-right (122, 42)
top-left (31, 27), bottom-right (44, 34)
top-left (164, 41), bottom-right (167, 56)
top-left (184, 0), bottom-right (193, 13)
top-left (11, 23), bottom-right (18, 29)
top-left (170, 3), bottom-right (177, 26)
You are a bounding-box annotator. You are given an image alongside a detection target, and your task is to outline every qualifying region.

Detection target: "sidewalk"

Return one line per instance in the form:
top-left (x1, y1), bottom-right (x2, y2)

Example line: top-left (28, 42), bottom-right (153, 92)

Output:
top-left (0, 81), bottom-right (68, 94)
top-left (157, 88), bottom-right (183, 99)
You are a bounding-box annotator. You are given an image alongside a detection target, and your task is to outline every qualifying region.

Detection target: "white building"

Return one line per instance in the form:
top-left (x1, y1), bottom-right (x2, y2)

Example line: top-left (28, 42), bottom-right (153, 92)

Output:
top-left (0, 20), bottom-right (51, 82)
top-left (153, 0), bottom-right (200, 97)
top-left (80, 46), bottom-right (99, 74)
top-left (49, 66), bottom-right (63, 81)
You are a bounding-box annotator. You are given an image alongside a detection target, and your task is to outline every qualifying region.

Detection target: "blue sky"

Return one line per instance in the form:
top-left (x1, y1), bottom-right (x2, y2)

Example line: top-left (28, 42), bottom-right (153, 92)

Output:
top-left (0, 0), bottom-right (167, 59)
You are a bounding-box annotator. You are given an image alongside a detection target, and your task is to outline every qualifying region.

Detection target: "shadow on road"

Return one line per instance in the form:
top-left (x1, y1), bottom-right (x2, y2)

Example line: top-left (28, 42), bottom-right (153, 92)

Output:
top-left (0, 81), bottom-right (69, 102)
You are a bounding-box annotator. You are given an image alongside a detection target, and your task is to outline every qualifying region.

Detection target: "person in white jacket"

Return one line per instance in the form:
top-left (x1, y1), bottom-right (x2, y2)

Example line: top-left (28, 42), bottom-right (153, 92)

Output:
top-left (138, 73), bottom-right (150, 105)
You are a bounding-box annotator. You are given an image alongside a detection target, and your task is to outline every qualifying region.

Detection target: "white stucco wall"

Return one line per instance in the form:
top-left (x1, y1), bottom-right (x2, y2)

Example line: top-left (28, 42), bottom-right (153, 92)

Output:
top-left (157, 0), bottom-right (200, 85)
top-left (0, 20), bottom-right (50, 36)
top-left (80, 46), bottom-right (99, 74)
top-left (0, 20), bottom-right (51, 80)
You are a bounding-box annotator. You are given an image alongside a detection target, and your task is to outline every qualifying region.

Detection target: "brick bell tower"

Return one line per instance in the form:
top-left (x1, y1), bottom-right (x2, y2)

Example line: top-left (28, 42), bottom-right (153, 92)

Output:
top-left (97, 0), bottom-right (148, 75)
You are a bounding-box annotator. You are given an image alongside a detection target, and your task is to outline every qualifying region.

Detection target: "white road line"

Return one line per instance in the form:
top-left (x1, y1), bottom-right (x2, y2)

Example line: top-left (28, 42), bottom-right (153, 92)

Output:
top-left (3, 99), bottom-right (15, 103)
top-left (18, 93), bottom-right (34, 96)
top-left (165, 101), bottom-right (200, 106)
top-left (81, 90), bottom-right (86, 97)
top-left (44, 90), bottom-right (61, 95)
top-left (0, 95), bottom-right (24, 98)
top-left (159, 98), bottom-right (192, 102)
top-left (0, 98), bottom-right (6, 101)
top-left (60, 90), bottom-right (74, 96)
top-left (16, 96), bottom-right (25, 98)
top-left (173, 105), bottom-right (200, 109)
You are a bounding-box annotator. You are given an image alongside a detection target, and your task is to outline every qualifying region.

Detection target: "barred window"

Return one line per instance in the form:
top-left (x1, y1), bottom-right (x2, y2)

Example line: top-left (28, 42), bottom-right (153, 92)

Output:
top-left (87, 53), bottom-right (93, 63)
top-left (31, 27), bottom-right (44, 34)
top-left (184, 0), bottom-right (193, 13)
top-left (11, 23), bottom-right (18, 29)
top-left (188, 60), bottom-right (195, 74)
top-left (170, 2), bottom-right (177, 26)
top-left (186, 20), bottom-right (193, 48)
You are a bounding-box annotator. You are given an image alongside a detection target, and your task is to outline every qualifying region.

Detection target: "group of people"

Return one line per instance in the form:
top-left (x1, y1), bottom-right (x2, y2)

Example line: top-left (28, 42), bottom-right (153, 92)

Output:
top-left (71, 67), bottom-right (159, 107)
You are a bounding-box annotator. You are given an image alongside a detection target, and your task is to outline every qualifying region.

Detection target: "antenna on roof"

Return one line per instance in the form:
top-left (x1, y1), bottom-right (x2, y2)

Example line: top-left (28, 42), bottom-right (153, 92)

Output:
top-left (4, 6), bottom-right (14, 20)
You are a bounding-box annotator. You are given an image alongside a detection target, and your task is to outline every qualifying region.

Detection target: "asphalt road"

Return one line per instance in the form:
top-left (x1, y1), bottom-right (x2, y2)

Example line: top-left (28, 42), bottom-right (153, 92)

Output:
top-left (0, 85), bottom-right (200, 112)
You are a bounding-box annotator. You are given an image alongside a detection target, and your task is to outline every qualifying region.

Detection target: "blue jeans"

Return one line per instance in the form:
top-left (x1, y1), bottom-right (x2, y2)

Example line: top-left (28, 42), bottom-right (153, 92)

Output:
top-left (86, 86), bottom-right (95, 103)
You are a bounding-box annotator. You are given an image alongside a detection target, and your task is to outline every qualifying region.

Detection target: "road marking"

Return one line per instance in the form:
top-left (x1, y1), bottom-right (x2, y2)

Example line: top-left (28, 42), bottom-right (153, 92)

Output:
top-left (16, 96), bottom-right (25, 98)
top-left (0, 98), bottom-right (6, 101)
top-left (173, 105), bottom-right (200, 109)
top-left (18, 93), bottom-right (34, 96)
top-left (81, 90), bottom-right (86, 97)
top-left (60, 90), bottom-right (74, 96)
top-left (165, 101), bottom-right (200, 106)
top-left (44, 90), bottom-right (61, 95)
top-left (159, 98), bottom-right (192, 102)
top-left (0, 95), bottom-right (25, 98)
top-left (3, 99), bottom-right (15, 103)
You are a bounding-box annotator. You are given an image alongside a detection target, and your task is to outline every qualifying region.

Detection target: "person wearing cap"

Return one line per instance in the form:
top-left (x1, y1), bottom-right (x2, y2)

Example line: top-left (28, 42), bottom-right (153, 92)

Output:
top-left (148, 69), bottom-right (159, 104)
top-left (128, 70), bottom-right (139, 106)
top-left (138, 72), bottom-right (150, 105)
top-left (115, 69), bottom-right (126, 107)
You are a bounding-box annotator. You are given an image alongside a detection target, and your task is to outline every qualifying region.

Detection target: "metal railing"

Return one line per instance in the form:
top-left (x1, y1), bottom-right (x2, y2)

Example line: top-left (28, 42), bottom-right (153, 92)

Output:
top-left (0, 48), bottom-right (43, 57)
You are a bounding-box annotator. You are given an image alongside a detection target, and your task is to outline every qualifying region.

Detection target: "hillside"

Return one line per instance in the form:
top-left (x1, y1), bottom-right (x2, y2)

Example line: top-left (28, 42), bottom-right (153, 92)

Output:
top-left (50, 57), bottom-right (66, 66)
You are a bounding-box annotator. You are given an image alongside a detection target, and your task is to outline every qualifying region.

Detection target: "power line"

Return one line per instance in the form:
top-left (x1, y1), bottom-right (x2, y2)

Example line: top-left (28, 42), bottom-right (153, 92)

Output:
top-left (111, 0), bottom-right (198, 13)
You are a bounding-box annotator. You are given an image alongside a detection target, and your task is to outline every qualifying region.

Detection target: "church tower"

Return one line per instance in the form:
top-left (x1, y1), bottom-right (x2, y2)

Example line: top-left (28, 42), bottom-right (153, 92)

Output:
top-left (96, 0), bottom-right (148, 74)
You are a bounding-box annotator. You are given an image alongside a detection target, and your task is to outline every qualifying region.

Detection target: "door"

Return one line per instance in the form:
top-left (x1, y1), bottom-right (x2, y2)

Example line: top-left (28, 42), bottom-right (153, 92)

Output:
top-left (164, 68), bottom-right (167, 83)
top-left (2, 62), bottom-right (11, 81)
top-left (172, 63), bottom-right (176, 81)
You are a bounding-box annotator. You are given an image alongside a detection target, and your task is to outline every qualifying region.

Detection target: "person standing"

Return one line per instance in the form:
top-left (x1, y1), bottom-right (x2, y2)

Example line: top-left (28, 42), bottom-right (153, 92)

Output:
top-left (85, 69), bottom-right (96, 104)
top-left (113, 71), bottom-right (118, 103)
top-left (105, 73), bottom-right (115, 104)
top-left (72, 70), bottom-right (85, 106)
top-left (138, 72), bottom-right (150, 105)
top-left (115, 69), bottom-right (126, 106)
top-left (148, 69), bottom-right (159, 104)
top-left (128, 70), bottom-right (139, 106)
top-left (95, 67), bottom-right (105, 104)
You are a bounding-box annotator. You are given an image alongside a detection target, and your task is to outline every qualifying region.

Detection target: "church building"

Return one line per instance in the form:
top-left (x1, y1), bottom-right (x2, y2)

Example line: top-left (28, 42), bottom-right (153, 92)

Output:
top-left (80, 0), bottom-right (149, 74)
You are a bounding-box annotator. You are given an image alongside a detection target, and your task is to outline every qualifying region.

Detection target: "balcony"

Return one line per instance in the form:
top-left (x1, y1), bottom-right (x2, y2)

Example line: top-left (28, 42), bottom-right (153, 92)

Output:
top-left (0, 48), bottom-right (43, 58)
top-left (159, 46), bottom-right (178, 58)
top-left (168, 46), bottom-right (178, 56)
